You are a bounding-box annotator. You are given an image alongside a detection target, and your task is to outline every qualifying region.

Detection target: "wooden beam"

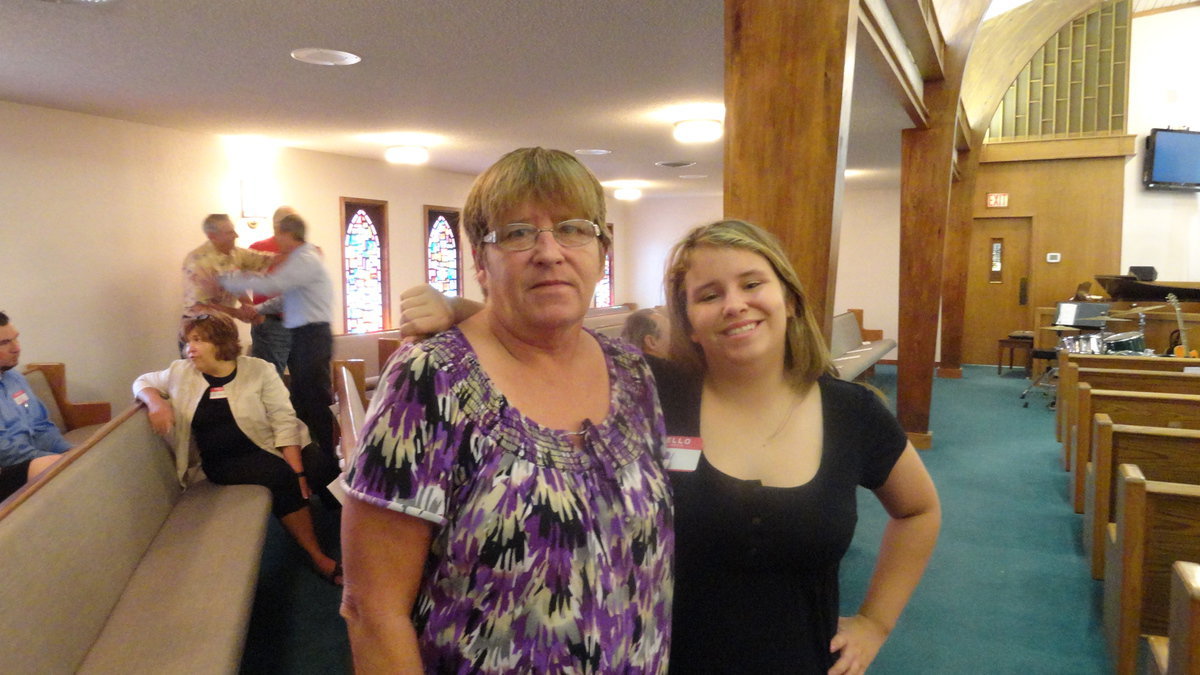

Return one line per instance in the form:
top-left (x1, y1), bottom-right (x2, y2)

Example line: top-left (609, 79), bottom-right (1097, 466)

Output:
top-left (724, 0), bottom-right (858, 335)
top-left (979, 134), bottom-right (1138, 162)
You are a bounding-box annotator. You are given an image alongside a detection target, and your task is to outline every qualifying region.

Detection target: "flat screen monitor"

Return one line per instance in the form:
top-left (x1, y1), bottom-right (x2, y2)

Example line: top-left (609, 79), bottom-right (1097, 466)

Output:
top-left (1143, 128), bottom-right (1200, 191)
top-left (1055, 302), bottom-right (1111, 329)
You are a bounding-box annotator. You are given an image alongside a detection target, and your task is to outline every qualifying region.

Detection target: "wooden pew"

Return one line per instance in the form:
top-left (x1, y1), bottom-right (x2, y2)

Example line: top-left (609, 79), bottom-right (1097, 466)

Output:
top-left (1103, 464), bottom-right (1200, 674)
top-left (1144, 561), bottom-right (1200, 675)
top-left (327, 359), bottom-right (367, 507)
top-left (1056, 353), bottom-right (1200, 450)
top-left (1065, 368), bottom-right (1200, 511)
top-left (1084, 416), bottom-right (1200, 578)
top-left (22, 362), bottom-right (112, 441)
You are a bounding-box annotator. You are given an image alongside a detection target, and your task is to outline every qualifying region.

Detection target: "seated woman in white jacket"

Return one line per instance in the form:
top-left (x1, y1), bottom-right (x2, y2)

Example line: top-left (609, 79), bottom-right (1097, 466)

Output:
top-left (134, 313), bottom-right (341, 585)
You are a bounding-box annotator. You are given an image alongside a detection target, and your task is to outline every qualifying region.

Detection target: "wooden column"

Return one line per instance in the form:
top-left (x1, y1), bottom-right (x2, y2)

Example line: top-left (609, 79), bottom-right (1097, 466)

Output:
top-left (896, 3), bottom-right (989, 447)
top-left (935, 146), bottom-right (981, 379)
top-left (724, 0), bottom-right (858, 333)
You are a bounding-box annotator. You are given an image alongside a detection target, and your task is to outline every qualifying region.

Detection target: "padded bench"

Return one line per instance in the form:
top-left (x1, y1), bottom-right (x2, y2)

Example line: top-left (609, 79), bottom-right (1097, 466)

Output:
top-left (0, 405), bottom-right (271, 674)
top-left (23, 361), bottom-right (111, 443)
top-left (829, 309), bottom-right (896, 381)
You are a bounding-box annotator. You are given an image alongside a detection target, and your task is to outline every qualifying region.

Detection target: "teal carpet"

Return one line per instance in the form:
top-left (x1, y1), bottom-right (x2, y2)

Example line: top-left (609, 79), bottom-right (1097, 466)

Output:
top-left (241, 364), bottom-right (1110, 673)
top-left (841, 365), bottom-right (1110, 673)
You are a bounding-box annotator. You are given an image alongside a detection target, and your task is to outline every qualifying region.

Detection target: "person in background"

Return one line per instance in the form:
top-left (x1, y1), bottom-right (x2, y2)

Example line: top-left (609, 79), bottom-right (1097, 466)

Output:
top-left (246, 206), bottom-right (297, 377)
top-left (0, 311), bottom-right (72, 502)
top-left (340, 147), bottom-right (673, 673)
top-left (659, 220), bottom-right (939, 674)
top-left (181, 213), bottom-right (271, 328)
top-left (219, 214), bottom-right (336, 466)
top-left (133, 313), bottom-right (341, 584)
top-left (621, 307), bottom-right (671, 358)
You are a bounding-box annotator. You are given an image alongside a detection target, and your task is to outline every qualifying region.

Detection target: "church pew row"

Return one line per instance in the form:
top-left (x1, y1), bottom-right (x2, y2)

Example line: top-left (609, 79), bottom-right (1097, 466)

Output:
top-left (1144, 561), bottom-right (1200, 675)
top-left (1064, 365), bottom-right (1200, 474)
top-left (1069, 384), bottom-right (1200, 513)
top-left (1103, 464), bottom-right (1200, 675)
top-left (1065, 368), bottom-right (1200, 511)
top-left (1083, 417), bottom-right (1200, 579)
top-left (1056, 353), bottom-right (1200, 451)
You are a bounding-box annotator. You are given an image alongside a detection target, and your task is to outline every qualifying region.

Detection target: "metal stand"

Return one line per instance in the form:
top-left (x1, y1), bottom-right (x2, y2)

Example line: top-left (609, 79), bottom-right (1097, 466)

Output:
top-left (1021, 349), bottom-right (1058, 408)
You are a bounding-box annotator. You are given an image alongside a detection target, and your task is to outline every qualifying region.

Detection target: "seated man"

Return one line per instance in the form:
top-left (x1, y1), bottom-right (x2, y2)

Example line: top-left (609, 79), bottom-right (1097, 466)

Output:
top-left (0, 311), bottom-right (71, 501)
top-left (621, 308), bottom-right (670, 358)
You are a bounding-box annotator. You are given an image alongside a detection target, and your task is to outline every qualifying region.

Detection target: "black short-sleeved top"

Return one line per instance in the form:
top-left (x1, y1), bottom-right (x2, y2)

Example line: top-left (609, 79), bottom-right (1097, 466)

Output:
top-left (647, 357), bottom-right (908, 674)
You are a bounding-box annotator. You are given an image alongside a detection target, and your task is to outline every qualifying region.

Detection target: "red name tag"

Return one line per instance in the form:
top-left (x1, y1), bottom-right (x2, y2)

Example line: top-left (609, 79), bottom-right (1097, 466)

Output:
top-left (665, 436), bottom-right (703, 472)
top-left (209, 386), bottom-right (228, 400)
top-left (12, 389), bottom-right (29, 406)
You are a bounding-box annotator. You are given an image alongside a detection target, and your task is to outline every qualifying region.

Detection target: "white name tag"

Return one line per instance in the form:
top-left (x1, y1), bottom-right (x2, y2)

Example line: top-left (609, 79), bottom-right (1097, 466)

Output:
top-left (209, 386), bottom-right (229, 400)
top-left (12, 389), bottom-right (29, 406)
top-left (665, 436), bottom-right (703, 472)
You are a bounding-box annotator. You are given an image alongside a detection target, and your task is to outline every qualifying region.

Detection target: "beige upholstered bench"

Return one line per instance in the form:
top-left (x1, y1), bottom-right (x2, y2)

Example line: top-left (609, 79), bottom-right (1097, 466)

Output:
top-left (0, 405), bottom-right (271, 674)
top-left (829, 310), bottom-right (896, 381)
top-left (22, 362), bottom-right (111, 443)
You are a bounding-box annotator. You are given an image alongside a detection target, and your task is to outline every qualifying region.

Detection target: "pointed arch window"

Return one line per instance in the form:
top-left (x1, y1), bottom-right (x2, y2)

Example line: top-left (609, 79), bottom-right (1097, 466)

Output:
top-left (341, 198), bottom-right (389, 334)
top-left (425, 206), bottom-right (462, 297)
top-left (591, 222), bottom-right (614, 308)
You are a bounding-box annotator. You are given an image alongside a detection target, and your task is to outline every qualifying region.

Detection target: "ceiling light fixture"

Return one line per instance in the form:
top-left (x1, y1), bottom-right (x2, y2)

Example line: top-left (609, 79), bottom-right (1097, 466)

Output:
top-left (574, 149), bottom-right (612, 156)
top-left (655, 160), bottom-right (696, 168)
top-left (385, 146), bottom-right (430, 165)
top-left (37, 0), bottom-right (117, 4)
top-left (673, 119), bottom-right (723, 144)
top-left (290, 48), bottom-right (362, 66)
top-left (679, 174), bottom-right (708, 180)
top-left (614, 188), bottom-right (642, 201)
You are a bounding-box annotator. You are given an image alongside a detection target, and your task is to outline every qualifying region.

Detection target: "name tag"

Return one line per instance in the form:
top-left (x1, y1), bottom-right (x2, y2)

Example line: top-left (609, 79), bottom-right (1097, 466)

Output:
top-left (209, 386), bottom-right (229, 400)
top-left (12, 389), bottom-right (29, 407)
top-left (665, 436), bottom-right (703, 472)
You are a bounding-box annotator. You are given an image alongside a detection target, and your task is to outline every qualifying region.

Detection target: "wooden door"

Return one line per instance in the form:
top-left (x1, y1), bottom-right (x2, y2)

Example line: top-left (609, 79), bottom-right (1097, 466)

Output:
top-left (963, 217), bottom-right (1032, 366)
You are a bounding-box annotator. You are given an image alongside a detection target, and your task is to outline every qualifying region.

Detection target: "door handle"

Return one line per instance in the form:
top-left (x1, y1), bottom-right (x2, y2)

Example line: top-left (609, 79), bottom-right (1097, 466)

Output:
top-left (1018, 277), bottom-right (1028, 306)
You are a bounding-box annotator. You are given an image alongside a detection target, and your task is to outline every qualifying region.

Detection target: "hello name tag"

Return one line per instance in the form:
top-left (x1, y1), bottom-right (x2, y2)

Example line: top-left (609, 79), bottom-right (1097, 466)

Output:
top-left (209, 386), bottom-right (229, 400)
top-left (12, 389), bottom-right (29, 406)
top-left (665, 436), bottom-right (703, 472)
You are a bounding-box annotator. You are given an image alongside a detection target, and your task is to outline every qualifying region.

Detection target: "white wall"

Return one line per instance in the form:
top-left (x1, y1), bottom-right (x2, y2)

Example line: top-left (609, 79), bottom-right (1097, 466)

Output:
top-left (616, 193), bottom-right (723, 307)
top-left (835, 186), bottom-right (902, 342)
top-left (0, 100), bottom-right (474, 409)
top-left (1122, 6), bottom-right (1200, 281)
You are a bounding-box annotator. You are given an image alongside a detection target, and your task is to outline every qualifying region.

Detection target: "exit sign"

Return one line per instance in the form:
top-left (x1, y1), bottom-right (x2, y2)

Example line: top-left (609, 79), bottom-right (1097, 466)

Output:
top-left (986, 193), bottom-right (1009, 208)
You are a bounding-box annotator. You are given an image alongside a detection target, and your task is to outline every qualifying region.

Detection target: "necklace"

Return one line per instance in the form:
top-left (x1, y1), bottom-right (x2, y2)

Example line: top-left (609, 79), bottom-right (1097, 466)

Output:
top-left (759, 393), bottom-right (802, 448)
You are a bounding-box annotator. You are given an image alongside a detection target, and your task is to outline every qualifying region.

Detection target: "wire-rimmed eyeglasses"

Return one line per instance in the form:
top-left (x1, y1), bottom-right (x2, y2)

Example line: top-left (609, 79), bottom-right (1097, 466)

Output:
top-left (482, 219), bottom-right (601, 252)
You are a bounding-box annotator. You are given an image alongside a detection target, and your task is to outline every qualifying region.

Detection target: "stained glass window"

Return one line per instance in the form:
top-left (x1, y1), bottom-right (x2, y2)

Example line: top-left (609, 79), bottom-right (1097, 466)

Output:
top-left (592, 223), bottom-right (614, 308)
top-left (426, 207), bottom-right (461, 297)
top-left (344, 209), bottom-right (385, 333)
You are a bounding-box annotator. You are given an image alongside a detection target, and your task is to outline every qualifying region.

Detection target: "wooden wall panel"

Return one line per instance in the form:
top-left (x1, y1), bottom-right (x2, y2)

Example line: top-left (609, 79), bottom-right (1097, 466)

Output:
top-left (972, 155), bottom-right (1125, 320)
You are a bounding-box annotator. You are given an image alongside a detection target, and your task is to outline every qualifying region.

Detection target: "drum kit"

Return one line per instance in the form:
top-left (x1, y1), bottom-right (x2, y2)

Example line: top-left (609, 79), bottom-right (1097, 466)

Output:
top-left (1056, 305), bottom-right (1164, 356)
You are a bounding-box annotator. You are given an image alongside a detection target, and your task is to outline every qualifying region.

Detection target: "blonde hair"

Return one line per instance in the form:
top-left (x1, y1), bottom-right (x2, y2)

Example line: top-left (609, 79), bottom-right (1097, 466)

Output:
top-left (664, 219), bottom-right (834, 389)
top-left (462, 147), bottom-right (609, 259)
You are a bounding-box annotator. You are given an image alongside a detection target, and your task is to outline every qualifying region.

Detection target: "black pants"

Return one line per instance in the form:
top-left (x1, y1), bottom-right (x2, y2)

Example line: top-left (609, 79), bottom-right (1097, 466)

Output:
top-left (288, 322), bottom-right (335, 461)
top-left (202, 444), bottom-right (335, 517)
top-left (0, 459), bottom-right (33, 503)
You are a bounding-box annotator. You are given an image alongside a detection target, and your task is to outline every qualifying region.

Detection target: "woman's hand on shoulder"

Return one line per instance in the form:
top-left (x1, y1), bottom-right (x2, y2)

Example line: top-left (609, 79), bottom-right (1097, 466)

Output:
top-left (828, 614), bottom-right (888, 675)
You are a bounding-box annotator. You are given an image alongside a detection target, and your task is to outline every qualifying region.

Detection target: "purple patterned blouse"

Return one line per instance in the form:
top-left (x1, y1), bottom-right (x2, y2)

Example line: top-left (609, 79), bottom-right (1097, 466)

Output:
top-left (344, 327), bottom-right (673, 674)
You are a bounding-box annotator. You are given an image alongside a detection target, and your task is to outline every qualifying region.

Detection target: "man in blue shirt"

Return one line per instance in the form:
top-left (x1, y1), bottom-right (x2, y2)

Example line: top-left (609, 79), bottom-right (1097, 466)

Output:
top-left (220, 214), bottom-right (336, 468)
top-left (0, 311), bottom-right (71, 501)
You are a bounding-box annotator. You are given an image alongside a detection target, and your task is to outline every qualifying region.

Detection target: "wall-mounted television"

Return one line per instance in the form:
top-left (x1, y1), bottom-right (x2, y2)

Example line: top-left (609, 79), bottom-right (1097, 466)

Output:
top-left (1143, 128), bottom-right (1200, 192)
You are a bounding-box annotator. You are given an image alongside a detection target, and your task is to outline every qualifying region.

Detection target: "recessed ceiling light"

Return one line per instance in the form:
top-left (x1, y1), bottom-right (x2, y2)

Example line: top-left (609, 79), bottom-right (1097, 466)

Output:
top-left (574, 149), bottom-right (612, 156)
top-left (655, 161), bottom-right (696, 168)
top-left (673, 120), bottom-right (723, 144)
top-left (290, 48), bottom-right (362, 66)
top-left (679, 174), bottom-right (708, 180)
top-left (385, 146), bottom-right (430, 165)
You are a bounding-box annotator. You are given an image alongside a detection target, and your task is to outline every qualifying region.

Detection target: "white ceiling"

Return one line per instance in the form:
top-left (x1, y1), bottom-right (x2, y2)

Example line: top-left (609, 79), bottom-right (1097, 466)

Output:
top-left (0, 0), bottom-right (913, 196)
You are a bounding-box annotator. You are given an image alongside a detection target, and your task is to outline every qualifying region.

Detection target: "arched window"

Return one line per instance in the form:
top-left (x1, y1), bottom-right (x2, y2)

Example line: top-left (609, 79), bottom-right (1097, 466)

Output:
top-left (341, 199), bottom-right (389, 334)
top-left (425, 206), bottom-right (462, 297)
top-left (592, 223), bottom-right (614, 308)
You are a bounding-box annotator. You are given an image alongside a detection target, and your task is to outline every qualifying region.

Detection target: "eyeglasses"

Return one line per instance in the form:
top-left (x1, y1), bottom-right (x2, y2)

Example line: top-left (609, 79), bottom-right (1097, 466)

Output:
top-left (482, 219), bottom-right (601, 252)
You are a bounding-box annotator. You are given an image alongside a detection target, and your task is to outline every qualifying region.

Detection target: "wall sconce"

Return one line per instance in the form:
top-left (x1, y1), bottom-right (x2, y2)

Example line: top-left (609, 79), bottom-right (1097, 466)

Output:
top-left (673, 119), bottom-right (723, 143)
top-left (614, 187), bottom-right (642, 201)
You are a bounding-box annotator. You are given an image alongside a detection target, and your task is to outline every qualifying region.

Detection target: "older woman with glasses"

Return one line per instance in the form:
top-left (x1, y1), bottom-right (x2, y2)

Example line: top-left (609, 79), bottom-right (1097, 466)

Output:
top-left (133, 313), bottom-right (342, 585)
top-left (339, 147), bottom-right (673, 673)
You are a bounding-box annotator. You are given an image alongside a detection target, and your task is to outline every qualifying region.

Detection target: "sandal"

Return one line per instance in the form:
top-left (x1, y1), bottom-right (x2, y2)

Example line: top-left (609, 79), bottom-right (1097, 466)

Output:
top-left (317, 561), bottom-right (343, 587)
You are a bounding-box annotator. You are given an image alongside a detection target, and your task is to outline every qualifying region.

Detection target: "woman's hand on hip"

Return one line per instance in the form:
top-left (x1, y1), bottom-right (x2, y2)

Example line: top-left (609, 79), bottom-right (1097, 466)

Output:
top-left (828, 614), bottom-right (888, 675)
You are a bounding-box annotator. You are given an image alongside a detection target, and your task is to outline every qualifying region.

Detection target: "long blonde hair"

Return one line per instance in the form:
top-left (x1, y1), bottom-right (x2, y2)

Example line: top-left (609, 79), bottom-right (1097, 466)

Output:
top-left (664, 219), bottom-right (834, 389)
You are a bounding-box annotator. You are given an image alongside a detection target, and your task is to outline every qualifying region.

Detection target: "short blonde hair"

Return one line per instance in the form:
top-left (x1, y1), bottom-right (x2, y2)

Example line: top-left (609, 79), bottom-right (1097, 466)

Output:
top-left (462, 147), bottom-right (609, 258)
top-left (664, 219), bottom-right (834, 389)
